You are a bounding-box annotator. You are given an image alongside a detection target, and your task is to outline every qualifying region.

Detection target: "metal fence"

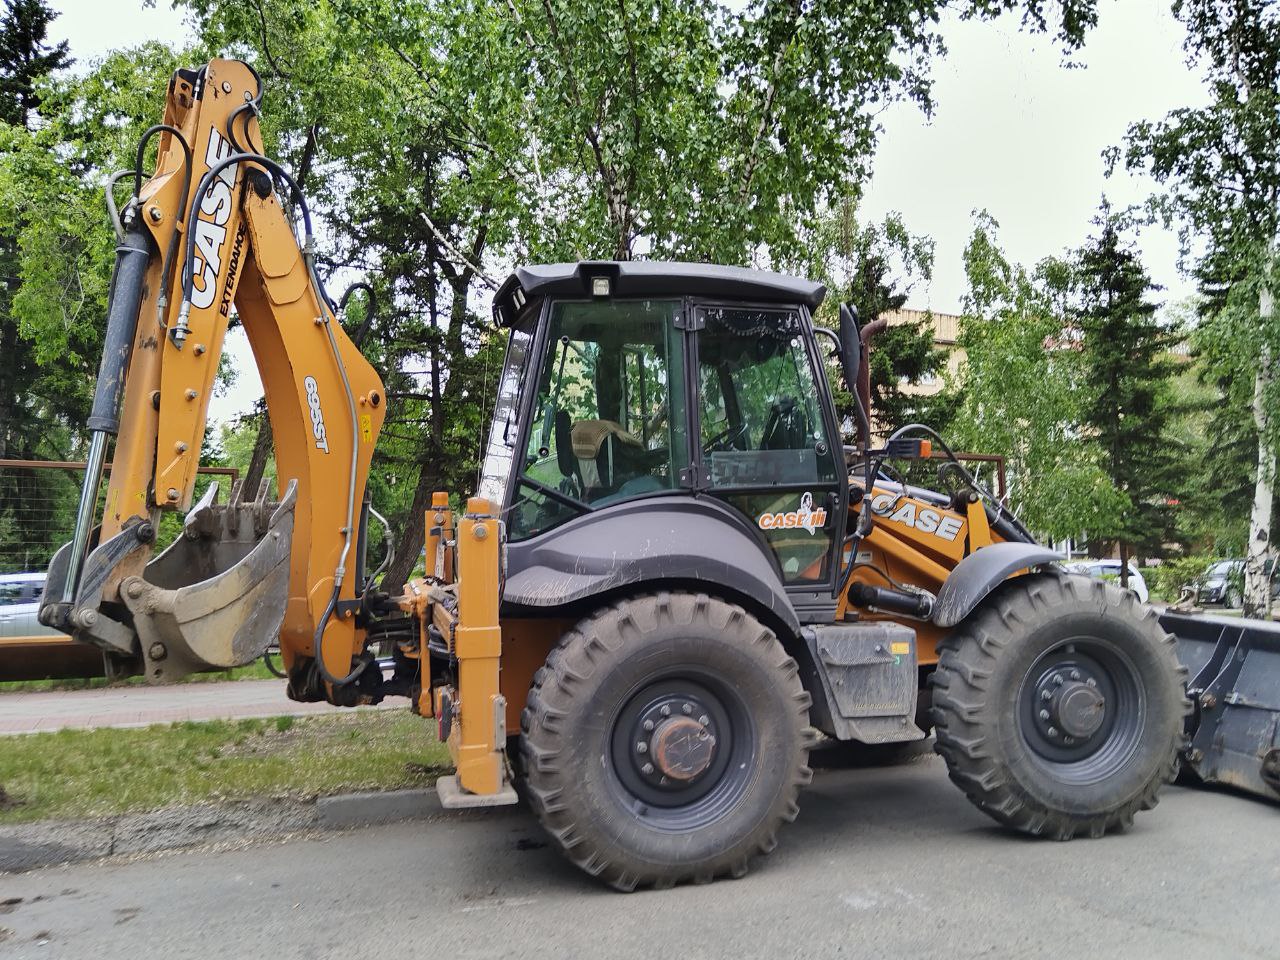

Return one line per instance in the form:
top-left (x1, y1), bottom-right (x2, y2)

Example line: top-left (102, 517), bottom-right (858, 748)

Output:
top-left (0, 459), bottom-right (239, 576)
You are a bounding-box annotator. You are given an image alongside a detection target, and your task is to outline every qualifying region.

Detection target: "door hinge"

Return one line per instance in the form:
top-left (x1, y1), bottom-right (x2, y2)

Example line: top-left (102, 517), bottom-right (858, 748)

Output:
top-left (674, 307), bottom-right (704, 331)
top-left (679, 464), bottom-right (711, 488)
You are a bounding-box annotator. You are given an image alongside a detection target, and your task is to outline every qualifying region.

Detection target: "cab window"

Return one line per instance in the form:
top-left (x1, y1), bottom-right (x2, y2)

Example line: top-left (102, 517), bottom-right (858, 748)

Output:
top-left (508, 300), bottom-right (687, 540)
top-left (696, 306), bottom-right (839, 584)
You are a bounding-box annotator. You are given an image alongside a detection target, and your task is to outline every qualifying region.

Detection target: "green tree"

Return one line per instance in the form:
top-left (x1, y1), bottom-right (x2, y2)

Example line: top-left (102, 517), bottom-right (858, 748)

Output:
top-left (1116, 0), bottom-right (1280, 617)
top-left (0, 0), bottom-right (71, 461)
top-left (798, 198), bottom-right (956, 438)
top-left (950, 211), bottom-right (1126, 541)
top-left (1074, 208), bottom-right (1183, 583)
top-left (0, 0), bottom-right (67, 126)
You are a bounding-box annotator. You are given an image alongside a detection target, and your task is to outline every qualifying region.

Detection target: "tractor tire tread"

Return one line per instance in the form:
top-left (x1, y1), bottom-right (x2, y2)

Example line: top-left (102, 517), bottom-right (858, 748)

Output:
top-left (520, 590), bottom-right (812, 891)
top-left (930, 572), bottom-right (1190, 840)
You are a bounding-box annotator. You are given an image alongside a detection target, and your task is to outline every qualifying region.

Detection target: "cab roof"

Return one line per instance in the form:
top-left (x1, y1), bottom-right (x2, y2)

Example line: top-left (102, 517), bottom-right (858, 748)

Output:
top-left (493, 260), bottom-right (825, 327)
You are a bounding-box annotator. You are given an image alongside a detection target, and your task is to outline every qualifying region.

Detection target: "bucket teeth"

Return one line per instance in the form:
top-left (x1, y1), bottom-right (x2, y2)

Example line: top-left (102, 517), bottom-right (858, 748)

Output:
top-left (41, 479), bottom-right (298, 683)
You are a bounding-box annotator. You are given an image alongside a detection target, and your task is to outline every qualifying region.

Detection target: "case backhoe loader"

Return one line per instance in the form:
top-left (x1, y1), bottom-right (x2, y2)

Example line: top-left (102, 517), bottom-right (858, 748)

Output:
top-left (38, 59), bottom-right (1279, 891)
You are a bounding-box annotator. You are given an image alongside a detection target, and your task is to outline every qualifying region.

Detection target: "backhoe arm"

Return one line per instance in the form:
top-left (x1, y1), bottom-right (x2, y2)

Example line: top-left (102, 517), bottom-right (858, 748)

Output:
top-left (40, 59), bottom-right (387, 694)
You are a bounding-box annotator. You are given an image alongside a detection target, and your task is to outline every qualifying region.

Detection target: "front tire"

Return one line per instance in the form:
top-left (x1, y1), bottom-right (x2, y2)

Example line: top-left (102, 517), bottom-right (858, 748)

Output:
top-left (930, 573), bottom-right (1188, 840)
top-left (520, 592), bottom-right (813, 890)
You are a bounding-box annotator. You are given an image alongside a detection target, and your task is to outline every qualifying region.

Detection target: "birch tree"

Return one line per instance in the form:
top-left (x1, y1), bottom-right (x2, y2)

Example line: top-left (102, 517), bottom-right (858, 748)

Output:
top-left (1117, 0), bottom-right (1280, 617)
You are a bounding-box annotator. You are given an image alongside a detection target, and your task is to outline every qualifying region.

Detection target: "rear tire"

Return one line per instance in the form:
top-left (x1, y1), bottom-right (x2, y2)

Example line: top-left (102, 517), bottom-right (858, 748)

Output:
top-left (520, 591), bottom-right (813, 890)
top-left (930, 573), bottom-right (1188, 840)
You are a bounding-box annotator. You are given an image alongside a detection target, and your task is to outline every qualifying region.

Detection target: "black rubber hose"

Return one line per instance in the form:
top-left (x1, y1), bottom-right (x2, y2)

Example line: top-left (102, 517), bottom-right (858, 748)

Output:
top-left (312, 585), bottom-right (368, 687)
top-left (132, 125), bottom-right (194, 332)
top-left (338, 281), bottom-right (377, 347)
top-left (178, 151), bottom-right (316, 310)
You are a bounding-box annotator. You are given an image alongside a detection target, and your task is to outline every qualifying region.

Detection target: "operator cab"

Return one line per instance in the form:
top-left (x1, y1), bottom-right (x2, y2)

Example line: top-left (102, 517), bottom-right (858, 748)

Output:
top-left (483, 262), bottom-right (845, 588)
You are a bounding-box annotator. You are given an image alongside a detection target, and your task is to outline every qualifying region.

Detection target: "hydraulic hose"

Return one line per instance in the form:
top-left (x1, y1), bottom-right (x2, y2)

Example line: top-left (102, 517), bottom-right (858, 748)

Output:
top-left (175, 141), bottom-right (365, 687)
top-left (133, 124), bottom-right (193, 331)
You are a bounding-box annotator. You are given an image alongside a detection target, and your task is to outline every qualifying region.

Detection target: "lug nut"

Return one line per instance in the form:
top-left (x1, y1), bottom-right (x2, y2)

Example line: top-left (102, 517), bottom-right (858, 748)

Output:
top-left (1087, 678), bottom-right (1097, 687)
top-left (641, 763), bottom-right (654, 775)
top-left (698, 715), bottom-right (710, 726)
top-left (1063, 736), bottom-right (1075, 745)
top-left (660, 705), bottom-right (671, 717)
top-left (682, 703), bottom-right (693, 715)
top-left (1039, 709), bottom-right (1050, 721)
top-left (636, 742), bottom-right (647, 754)
top-left (642, 719), bottom-right (654, 732)
top-left (1053, 674), bottom-right (1064, 685)
top-left (1070, 670), bottom-right (1081, 681)
top-left (1041, 690), bottom-right (1052, 701)
top-left (1047, 726), bottom-right (1059, 738)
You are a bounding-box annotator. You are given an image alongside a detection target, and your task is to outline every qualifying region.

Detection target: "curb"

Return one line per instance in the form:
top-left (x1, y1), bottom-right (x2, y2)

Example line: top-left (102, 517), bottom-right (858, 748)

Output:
top-left (0, 787), bottom-right (443, 873)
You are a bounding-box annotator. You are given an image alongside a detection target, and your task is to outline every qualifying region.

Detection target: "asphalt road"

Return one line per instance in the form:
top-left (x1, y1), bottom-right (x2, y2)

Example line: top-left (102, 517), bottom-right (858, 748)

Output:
top-left (0, 753), bottom-right (1276, 960)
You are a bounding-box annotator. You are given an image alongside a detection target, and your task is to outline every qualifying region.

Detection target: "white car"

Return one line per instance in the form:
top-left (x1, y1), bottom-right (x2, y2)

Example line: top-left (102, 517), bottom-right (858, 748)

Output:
top-left (1065, 560), bottom-right (1150, 603)
top-left (0, 572), bottom-right (58, 640)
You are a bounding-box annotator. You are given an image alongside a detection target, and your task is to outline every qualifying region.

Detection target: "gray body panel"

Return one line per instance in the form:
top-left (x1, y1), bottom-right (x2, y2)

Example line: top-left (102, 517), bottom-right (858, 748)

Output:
top-left (503, 495), bottom-right (801, 637)
top-left (932, 542), bottom-right (1062, 628)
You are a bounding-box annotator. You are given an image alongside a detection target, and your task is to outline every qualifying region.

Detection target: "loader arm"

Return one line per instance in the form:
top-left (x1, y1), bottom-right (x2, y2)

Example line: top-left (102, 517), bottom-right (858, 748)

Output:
top-left (40, 59), bottom-right (387, 691)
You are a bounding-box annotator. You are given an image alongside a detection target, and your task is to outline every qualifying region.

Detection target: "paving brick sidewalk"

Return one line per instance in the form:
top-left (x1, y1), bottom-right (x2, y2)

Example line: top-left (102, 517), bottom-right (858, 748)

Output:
top-left (0, 679), bottom-right (394, 734)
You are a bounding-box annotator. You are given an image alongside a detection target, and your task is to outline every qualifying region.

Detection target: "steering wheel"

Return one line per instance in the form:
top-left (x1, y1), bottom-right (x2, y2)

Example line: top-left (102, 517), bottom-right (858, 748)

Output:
top-left (702, 422), bottom-right (750, 456)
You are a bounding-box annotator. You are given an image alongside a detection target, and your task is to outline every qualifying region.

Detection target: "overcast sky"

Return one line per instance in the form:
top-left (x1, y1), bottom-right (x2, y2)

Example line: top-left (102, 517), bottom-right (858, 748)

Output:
top-left (49, 0), bottom-right (1208, 424)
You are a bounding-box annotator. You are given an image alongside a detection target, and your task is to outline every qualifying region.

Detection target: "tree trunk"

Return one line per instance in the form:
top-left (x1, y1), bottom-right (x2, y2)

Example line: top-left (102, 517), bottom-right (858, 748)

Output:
top-left (1118, 540), bottom-right (1130, 590)
top-left (242, 413), bottom-right (273, 497)
top-left (380, 462), bottom-right (441, 593)
top-left (1244, 280), bottom-right (1275, 619)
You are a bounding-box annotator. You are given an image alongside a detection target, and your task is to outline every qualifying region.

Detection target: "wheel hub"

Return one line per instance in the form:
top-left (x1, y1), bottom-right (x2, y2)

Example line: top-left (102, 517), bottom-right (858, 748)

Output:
top-left (650, 715), bottom-right (716, 781)
top-left (621, 690), bottom-right (725, 802)
top-left (1053, 681), bottom-right (1106, 738)
top-left (1018, 642), bottom-right (1131, 773)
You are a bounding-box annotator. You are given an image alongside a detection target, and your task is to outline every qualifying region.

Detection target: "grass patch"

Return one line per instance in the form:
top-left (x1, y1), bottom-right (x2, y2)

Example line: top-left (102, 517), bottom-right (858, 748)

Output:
top-left (0, 659), bottom-right (280, 693)
top-left (0, 709), bottom-right (450, 824)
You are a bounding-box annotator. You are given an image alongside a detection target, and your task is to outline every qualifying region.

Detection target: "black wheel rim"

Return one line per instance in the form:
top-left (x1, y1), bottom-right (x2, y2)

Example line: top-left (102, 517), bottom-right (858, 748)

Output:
top-left (607, 670), bottom-right (756, 832)
top-left (1016, 638), bottom-right (1145, 785)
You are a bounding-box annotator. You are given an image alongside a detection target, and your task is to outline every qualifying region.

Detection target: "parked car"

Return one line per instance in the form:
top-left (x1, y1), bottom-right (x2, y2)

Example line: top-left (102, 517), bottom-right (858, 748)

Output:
top-left (1064, 559), bottom-right (1150, 603)
top-left (1194, 559), bottom-right (1243, 608)
top-left (0, 571), bottom-right (104, 681)
top-left (1190, 559), bottom-right (1280, 608)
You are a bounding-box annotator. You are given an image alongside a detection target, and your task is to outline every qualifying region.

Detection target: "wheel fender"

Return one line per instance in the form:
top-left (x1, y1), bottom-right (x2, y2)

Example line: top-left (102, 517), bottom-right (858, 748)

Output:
top-left (503, 496), bottom-right (800, 636)
top-left (932, 542), bottom-right (1062, 628)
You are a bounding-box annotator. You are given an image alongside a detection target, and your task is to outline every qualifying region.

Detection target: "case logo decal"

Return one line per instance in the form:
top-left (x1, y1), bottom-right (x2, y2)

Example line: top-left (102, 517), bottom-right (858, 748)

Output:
top-left (870, 493), bottom-right (964, 542)
top-left (758, 492), bottom-right (827, 535)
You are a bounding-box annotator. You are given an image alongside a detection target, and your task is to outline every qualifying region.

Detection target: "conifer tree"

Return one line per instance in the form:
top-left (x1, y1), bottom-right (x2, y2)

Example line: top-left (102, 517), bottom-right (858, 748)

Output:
top-left (1075, 209), bottom-right (1181, 585)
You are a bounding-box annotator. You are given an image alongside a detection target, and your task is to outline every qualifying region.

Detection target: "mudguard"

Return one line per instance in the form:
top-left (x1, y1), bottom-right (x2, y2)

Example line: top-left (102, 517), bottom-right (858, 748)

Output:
top-left (503, 495), bottom-right (800, 636)
top-left (932, 542), bottom-right (1062, 628)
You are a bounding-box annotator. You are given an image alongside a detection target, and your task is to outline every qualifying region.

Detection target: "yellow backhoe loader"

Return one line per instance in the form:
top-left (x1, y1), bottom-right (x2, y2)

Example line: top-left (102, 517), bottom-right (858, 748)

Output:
top-left (38, 59), bottom-right (1278, 890)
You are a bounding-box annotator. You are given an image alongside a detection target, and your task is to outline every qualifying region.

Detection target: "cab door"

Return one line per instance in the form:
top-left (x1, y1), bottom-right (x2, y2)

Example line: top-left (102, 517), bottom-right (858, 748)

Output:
top-left (691, 304), bottom-right (845, 590)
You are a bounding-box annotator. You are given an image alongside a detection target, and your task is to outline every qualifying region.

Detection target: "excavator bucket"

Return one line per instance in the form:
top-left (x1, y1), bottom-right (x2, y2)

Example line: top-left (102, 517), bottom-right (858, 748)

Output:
top-left (1162, 610), bottom-right (1280, 803)
top-left (40, 478), bottom-right (297, 682)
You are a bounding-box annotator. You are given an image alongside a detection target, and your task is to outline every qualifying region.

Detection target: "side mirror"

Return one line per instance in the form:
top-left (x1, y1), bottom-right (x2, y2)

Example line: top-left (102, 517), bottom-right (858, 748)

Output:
top-left (838, 303), bottom-right (862, 397)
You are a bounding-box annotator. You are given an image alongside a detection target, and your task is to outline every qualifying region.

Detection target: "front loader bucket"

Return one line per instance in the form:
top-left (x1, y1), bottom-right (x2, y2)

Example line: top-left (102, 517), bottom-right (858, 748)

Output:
top-left (40, 479), bottom-right (297, 683)
top-left (1161, 610), bottom-right (1280, 802)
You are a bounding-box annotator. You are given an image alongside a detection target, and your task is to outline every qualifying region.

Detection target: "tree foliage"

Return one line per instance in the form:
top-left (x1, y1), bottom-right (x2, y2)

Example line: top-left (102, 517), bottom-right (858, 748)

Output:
top-left (1116, 0), bottom-right (1280, 614)
top-left (1074, 207), bottom-right (1183, 573)
top-left (950, 212), bottom-right (1127, 541)
top-left (797, 196), bottom-right (956, 437)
